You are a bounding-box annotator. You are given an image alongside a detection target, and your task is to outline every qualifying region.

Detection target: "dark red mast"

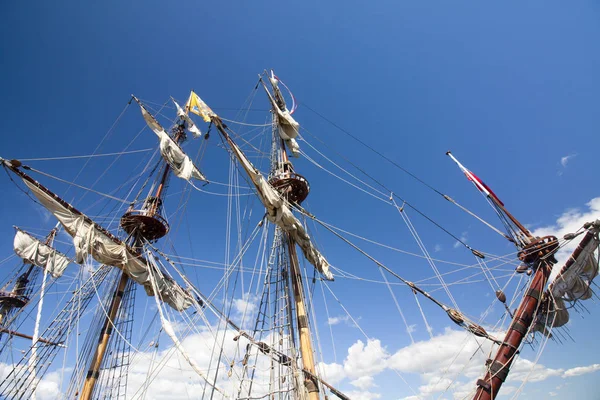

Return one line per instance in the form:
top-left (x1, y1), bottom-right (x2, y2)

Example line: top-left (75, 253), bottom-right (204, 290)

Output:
top-left (472, 212), bottom-right (558, 399)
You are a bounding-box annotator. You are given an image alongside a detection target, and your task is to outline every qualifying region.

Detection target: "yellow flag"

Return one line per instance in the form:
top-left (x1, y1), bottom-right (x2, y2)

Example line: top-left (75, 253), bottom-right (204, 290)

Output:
top-left (186, 91), bottom-right (214, 123)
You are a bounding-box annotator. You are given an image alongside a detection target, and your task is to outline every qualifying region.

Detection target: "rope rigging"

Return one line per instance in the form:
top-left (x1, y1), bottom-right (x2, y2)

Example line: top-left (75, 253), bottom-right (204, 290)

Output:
top-left (300, 102), bottom-right (511, 243)
top-left (296, 204), bottom-right (504, 346)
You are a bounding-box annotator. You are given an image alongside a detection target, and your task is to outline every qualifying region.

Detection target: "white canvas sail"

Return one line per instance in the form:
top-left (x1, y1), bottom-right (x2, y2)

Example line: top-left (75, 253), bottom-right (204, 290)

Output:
top-left (21, 179), bottom-right (193, 311)
top-left (550, 226), bottom-right (599, 301)
top-left (13, 229), bottom-right (70, 278)
top-left (135, 98), bottom-right (206, 182)
top-left (221, 126), bottom-right (333, 280)
top-left (535, 221), bottom-right (600, 332)
top-left (172, 98), bottom-right (202, 138)
top-left (264, 78), bottom-right (301, 158)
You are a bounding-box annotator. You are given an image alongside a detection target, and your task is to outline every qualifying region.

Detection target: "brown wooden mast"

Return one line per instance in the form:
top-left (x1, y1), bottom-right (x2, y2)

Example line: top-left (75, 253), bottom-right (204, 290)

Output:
top-left (79, 122), bottom-right (186, 400)
top-left (268, 87), bottom-right (320, 398)
top-left (210, 76), bottom-right (320, 397)
top-left (444, 152), bottom-right (563, 398)
top-left (287, 236), bottom-right (320, 400)
top-left (472, 209), bottom-right (558, 399)
top-left (79, 271), bottom-right (129, 400)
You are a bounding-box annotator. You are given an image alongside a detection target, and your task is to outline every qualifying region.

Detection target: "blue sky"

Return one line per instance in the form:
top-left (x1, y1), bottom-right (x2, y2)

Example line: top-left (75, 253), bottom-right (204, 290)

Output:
top-left (1, 1), bottom-right (599, 399)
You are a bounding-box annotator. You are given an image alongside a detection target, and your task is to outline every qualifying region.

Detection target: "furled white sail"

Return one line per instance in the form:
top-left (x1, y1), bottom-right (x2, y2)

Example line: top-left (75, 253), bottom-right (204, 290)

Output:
top-left (535, 221), bottom-right (600, 333)
top-left (21, 179), bottom-right (193, 311)
top-left (535, 297), bottom-right (569, 330)
top-left (135, 98), bottom-right (206, 182)
top-left (13, 229), bottom-right (70, 278)
top-left (265, 78), bottom-right (301, 158)
top-left (223, 128), bottom-right (333, 281)
top-left (172, 98), bottom-right (202, 138)
top-left (550, 227), bottom-right (599, 301)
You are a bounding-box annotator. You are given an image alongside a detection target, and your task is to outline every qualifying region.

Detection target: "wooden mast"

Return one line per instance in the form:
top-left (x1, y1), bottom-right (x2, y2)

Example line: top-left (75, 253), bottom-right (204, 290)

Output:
top-left (267, 74), bottom-right (320, 398)
top-left (79, 123), bottom-right (185, 400)
top-left (79, 271), bottom-right (129, 400)
top-left (444, 152), bottom-right (562, 398)
top-left (472, 202), bottom-right (558, 399)
top-left (287, 236), bottom-right (320, 400)
top-left (274, 114), bottom-right (320, 398)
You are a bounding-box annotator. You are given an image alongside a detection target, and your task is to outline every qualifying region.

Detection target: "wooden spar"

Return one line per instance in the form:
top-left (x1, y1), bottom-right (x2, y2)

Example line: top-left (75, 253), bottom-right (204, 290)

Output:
top-left (269, 75), bottom-right (320, 398)
top-left (187, 283), bottom-right (351, 399)
top-left (209, 86), bottom-right (322, 398)
top-left (442, 155), bottom-right (569, 399)
top-left (79, 271), bottom-right (129, 400)
top-left (2, 160), bottom-right (127, 249)
top-left (287, 236), bottom-right (320, 400)
top-left (472, 193), bottom-right (559, 399)
top-left (0, 327), bottom-right (62, 346)
top-left (446, 152), bottom-right (532, 241)
top-left (80, 115), bottom-right (185, 399)
top-left (487, 198), bottom-right (531, 240)
top-left (303, 369), bottom-right (350, 400)
top-left (473, 260), bottom-right (552, 400)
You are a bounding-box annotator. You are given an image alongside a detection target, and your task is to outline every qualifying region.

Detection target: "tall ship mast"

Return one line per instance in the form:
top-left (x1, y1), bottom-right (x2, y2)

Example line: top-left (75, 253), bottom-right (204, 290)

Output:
top-left (0, 70), bottom-right (597, 400)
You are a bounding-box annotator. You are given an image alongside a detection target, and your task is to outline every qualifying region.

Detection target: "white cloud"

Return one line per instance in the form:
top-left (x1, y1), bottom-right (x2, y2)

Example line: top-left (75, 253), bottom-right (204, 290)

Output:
top-left (344, 339), bottom-right (389, 379)
top-left (328, 315), bottom-right (350, 325)
top-left (232, 292), bottom-right (258, 317)
top-left (388, 328), bottom-right (481, 375)
top-left (418, 377), bottom-right (455, 395)
top-left (116, 327), bottom-right (600, 400)
top-left (35, 369), bottom-right (64, 400)
top-left (318, 361), bottom-right (346, 385)
top-left (558, 154), bottom-right (577, 176)
top-left (532, 197), bottom-right (600, 281)
top-left (0, 363), bottom-right (70, 400)
top-left (351, 375), bottom-right (376, 390)
top-left (508, 358), bottom-right (563, 382)
top-left (385, 327), bottom-right (600, 399)
top-left (562, 363), bottom-right (600, 378)
top-left (345, 389), bottom-right (381, 400)
top-left (560, 154), bottom-right (577, 168)
top-left (454, 232), bottom-right (468, 249)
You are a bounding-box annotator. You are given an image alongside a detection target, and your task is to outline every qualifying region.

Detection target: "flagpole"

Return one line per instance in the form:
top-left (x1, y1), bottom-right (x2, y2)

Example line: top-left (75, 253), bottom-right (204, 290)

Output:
top-left (446, 151), bottom-right (531, 239)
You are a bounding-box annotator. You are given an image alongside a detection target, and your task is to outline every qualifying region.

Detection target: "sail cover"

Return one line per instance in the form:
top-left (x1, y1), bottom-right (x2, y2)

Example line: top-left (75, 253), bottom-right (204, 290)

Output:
top-left (135, 99), bottom-right (206, 182)
top-left (13, 228), bottom-right (70, 278)
top-left (265, 78), bottom-right (301, 158)
top-left (21, 179), bottom-right (193, 311)
top-left (223, 127), bottom-right (333, 280)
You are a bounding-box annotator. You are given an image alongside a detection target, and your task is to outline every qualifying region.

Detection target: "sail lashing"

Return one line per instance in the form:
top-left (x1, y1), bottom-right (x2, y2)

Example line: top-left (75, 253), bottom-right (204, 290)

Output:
top-left (133, 96), bottom-right (207, 182)
top-left (13, 228), bottom-right (70, 279)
